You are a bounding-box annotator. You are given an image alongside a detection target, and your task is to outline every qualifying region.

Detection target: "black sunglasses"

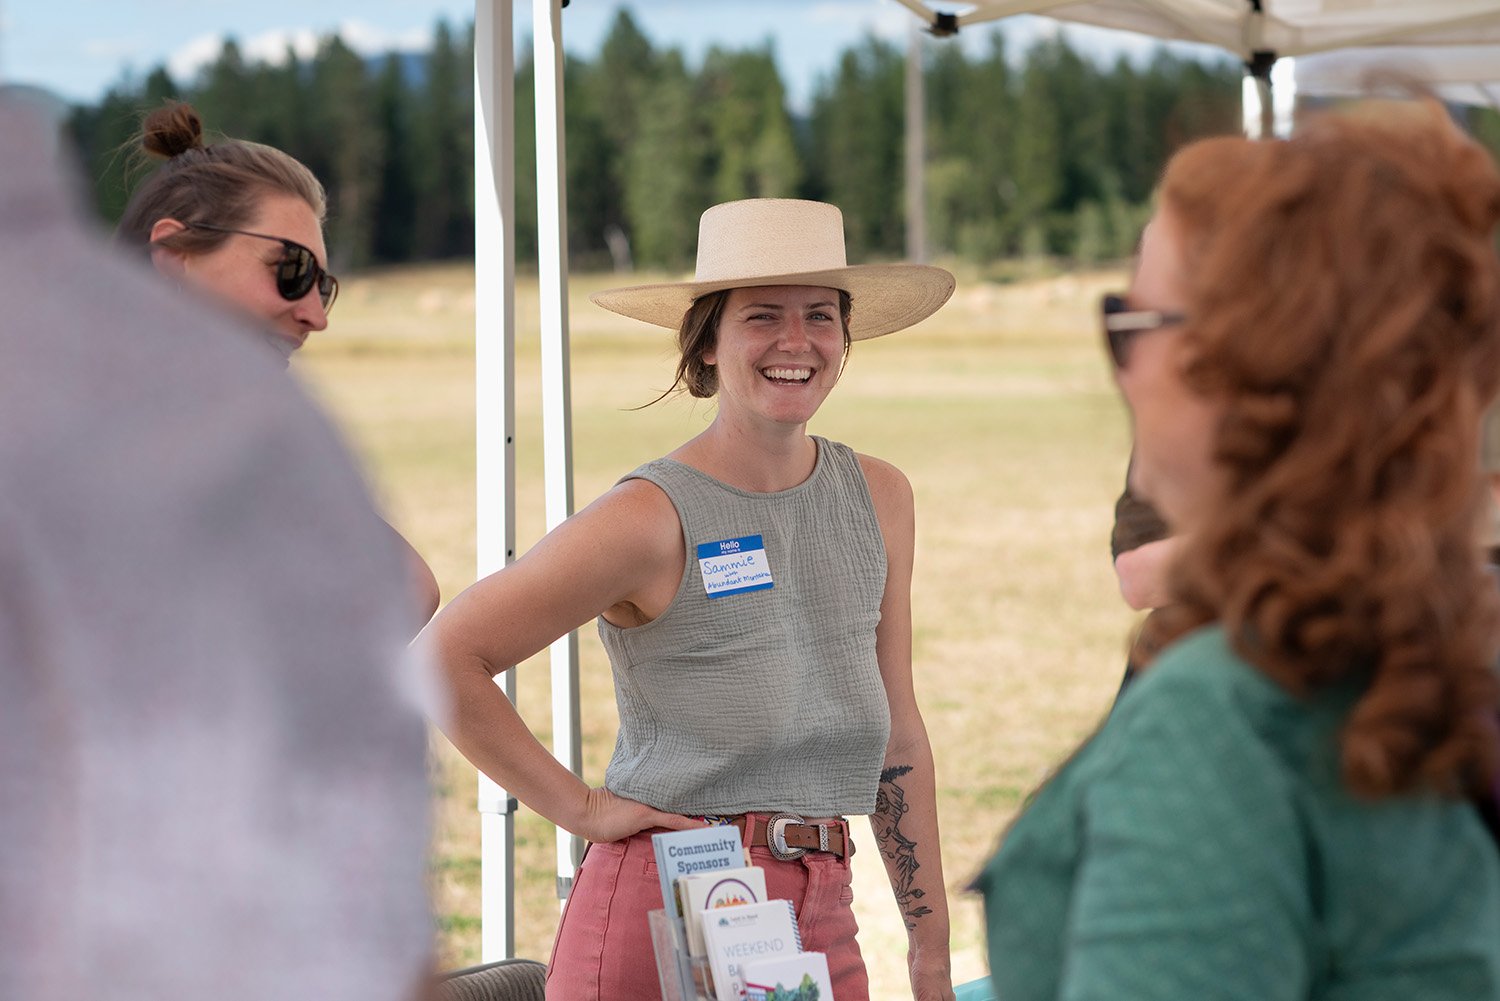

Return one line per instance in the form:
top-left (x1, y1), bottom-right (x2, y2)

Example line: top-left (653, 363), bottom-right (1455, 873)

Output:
top-left (1101, 293), bottom-right (1186, 368)
top-left (186, 223), bottom-right (339, 312)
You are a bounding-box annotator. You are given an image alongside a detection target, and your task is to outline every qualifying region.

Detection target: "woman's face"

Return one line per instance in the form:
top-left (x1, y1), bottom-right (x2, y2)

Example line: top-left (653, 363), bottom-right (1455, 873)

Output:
top-left (703, 285), bottom-right (846, 429)
top-left (157, 192), bottom-right (331, 353)
top-left (1116, 209), bottom-right (1224, 531)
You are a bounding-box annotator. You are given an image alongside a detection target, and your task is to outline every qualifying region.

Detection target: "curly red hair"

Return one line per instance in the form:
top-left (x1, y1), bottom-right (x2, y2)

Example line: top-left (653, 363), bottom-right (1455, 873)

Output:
top-left (1144, 101), bottom-right (1500, 799)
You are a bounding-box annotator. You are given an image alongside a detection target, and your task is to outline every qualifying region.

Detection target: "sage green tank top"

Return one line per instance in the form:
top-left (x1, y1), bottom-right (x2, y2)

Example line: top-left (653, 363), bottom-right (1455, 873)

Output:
top-left (598, 436), bottom-right (892, 816)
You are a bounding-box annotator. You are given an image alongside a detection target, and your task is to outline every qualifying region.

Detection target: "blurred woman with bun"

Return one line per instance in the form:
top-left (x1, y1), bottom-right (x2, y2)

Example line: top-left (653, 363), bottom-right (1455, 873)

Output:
top-left (979, 100), bottom-right (1500, 1000)
top-left (118, 101), bottom-right (337, 359)
top-left (117, 100), bottom-right (439, 629)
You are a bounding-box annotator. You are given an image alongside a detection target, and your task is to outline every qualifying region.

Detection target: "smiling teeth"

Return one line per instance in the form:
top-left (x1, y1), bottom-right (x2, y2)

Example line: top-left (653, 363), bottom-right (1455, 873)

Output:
top-left (763, 367), bottom-right (812, 382)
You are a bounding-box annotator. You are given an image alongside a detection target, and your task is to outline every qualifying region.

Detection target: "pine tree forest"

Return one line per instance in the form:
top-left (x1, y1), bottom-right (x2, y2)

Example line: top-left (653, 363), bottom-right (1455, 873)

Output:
top-left (65, 9), bottom-right (1500, 274)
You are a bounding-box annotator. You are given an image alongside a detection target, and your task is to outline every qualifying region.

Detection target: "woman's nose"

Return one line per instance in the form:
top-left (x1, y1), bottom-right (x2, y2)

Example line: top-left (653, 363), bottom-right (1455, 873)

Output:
top-left (778, 316), bottom-right (810, 351)
top-left (295, 290), bottom-right (330, 332)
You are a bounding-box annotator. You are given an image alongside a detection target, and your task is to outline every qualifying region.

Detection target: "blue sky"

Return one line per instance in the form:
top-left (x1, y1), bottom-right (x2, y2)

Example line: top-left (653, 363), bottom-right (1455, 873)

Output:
top-left (2, 1), bottom-right (1225, 112)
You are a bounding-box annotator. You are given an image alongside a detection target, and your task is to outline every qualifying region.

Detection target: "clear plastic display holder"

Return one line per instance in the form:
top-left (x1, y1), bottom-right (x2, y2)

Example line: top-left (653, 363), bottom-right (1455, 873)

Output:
top-left (649, 908), bottom-right (714, 1001)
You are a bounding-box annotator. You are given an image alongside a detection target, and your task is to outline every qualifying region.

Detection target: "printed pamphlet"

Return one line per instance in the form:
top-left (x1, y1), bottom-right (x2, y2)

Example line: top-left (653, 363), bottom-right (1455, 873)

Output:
top-left (650, 826), bottom-right (749, 916)
top-left (742, 951), bottom-right (834, 1001)
top-left (678, 865), bottom-right (768, 955)
top-left (701, 898), bottom-right (801, 1001)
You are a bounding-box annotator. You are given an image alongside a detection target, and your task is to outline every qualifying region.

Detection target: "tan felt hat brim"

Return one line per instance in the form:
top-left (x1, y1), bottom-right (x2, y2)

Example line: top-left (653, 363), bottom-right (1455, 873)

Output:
top-left (589, 263), bottom-right (955, 341)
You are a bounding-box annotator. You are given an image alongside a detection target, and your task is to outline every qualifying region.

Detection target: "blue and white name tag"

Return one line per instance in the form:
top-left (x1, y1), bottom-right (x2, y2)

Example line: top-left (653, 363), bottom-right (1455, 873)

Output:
top-left (696, 534), bottom-right (775, 599)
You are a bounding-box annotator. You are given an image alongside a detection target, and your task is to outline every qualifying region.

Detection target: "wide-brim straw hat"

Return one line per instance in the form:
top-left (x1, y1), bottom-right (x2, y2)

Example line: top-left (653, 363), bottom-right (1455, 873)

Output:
top-left (590, 198), bottom-right (955, 340)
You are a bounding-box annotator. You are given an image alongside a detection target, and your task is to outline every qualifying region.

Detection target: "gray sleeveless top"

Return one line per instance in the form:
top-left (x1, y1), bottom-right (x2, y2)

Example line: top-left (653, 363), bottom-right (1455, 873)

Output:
top-left (598, 436), bottom-right (892, 816)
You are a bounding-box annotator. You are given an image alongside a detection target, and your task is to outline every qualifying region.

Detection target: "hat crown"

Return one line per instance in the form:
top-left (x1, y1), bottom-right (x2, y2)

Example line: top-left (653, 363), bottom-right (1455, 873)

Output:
top-left (693, 199), bottom-right (849, 285)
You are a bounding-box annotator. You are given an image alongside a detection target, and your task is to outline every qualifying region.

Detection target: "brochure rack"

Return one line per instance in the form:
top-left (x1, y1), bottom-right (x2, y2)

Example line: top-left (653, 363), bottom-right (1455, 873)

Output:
top-left (648, 908), bottom-right (714, 1001)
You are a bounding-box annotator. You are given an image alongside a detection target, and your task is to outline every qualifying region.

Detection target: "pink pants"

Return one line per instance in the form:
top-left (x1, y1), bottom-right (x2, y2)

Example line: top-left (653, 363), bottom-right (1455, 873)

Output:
top-left (545, 817), bottom-right (869, 1000)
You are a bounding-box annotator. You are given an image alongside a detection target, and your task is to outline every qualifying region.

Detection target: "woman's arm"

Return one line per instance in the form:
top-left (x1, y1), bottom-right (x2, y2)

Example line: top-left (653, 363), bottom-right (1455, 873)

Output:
top-left (858, 455), bottom-right (955, 1001)
top-left (420, 479), bottom-right (702, 843)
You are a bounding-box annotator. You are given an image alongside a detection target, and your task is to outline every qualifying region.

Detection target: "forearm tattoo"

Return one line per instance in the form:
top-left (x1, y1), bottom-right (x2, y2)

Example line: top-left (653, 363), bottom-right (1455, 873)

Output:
top-left (873, 764), bottom-right (933, 930)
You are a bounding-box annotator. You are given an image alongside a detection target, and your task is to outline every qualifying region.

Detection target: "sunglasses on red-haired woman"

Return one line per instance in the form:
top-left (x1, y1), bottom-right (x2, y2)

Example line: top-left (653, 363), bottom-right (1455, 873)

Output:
top-left (1100, 293), bottom-right (1186, 368)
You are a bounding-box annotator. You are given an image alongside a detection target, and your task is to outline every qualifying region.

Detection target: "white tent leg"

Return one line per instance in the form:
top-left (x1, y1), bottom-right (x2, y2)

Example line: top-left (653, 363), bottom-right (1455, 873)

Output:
top-left (1243, 72), bottom-right (1271, 139)
top-left (1272, 57), bottom-right (1297, 138)
top-left (473, 0), bottom-right (519, 963)
top-left (1243, 57), bottom-right (1297, 140)
top-left (533, 0), bottom-right (584, 906)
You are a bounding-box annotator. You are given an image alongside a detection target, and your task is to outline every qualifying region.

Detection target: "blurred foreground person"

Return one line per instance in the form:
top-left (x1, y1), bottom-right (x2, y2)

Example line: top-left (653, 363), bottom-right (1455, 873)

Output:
top-left (978, 100), bottom-right (1500, 1000)
top-left (0, 94), bottom-right (434, 1001)
top-left (116, 99), bottom-right (438, 628)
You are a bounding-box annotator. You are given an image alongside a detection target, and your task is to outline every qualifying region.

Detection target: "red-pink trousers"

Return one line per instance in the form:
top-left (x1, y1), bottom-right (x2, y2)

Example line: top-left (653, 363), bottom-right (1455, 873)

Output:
top-left (545, 816), bottom-right (870, 1000)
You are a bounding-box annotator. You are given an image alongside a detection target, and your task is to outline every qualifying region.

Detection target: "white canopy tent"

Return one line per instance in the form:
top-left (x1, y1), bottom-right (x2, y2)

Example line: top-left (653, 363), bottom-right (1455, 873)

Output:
top-left (892, 0), bottom-right (1500, 136)
top-left (469, 0), bottom-right (1500, 962)
top-left (892, 0), bottom-right (1500, 56)
top-left (1296, 44), bottom-right (1500, 109)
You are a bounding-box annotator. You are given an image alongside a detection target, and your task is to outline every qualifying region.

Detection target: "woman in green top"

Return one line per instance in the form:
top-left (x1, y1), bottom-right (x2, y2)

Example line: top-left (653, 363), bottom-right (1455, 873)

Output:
top-left (978, 99), bottom-right (1500, 999)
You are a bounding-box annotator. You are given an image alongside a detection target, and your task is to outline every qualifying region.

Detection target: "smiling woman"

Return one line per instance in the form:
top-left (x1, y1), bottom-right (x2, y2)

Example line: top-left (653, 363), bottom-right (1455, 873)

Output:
top-left (422, 198), bottom-right (959, 1000)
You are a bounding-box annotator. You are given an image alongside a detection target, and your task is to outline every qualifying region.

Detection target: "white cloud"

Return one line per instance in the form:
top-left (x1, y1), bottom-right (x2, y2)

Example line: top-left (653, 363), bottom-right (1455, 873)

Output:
top-left (241, 27), bottom-right (320, 65)
top-left (337, 18), bottom-right (433, 55)
top-left (162, 19), bottom-right (439, 84)
top-left (166, 33), bottom-right (228, 82)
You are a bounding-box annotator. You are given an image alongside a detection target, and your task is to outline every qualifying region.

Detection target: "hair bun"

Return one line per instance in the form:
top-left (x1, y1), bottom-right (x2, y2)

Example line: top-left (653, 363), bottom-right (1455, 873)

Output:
top-left (141, 100), bottom-right (205, 160)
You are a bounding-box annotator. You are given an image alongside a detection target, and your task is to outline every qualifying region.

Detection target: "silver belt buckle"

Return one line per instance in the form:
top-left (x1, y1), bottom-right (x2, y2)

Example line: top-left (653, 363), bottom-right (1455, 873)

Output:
top-left (766, 812), bottom-right (807, 861)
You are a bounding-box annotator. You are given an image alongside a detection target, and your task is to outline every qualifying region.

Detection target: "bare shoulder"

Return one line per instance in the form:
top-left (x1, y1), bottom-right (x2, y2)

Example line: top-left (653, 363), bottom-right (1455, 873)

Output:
top-left (600, 475), bottom-right (679, 517)
top-left (578, 476), bottom-right (682, 555)
top-left (855, 452), bottom-right (914, 511)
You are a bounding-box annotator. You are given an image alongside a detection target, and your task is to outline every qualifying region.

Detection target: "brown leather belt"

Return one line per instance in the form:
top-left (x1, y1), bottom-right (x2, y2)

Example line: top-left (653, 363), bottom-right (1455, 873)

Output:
top-left (727, 812), bottom-right (848, 861)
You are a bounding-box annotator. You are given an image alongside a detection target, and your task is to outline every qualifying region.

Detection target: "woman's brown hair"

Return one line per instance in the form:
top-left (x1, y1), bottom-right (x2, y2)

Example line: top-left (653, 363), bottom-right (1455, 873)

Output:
top-left (1144, 101), bottom-right (1500, 799)
top-left (115, 100), bottom-right (326, 256)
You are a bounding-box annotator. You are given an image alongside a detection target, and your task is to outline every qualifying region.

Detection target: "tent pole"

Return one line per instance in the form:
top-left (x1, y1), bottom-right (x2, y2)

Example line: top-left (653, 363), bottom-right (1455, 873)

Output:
top-left (532, 0), bottom-right (585, 908)
top-left (1272, 57), bottom-right (1297, 138)
top-left (473, 0), bottom-right (519, 962)
top-left (1242, 2), bottom-right (1272, 140)
top-left (1259, 73), bottom-right (1274, 138)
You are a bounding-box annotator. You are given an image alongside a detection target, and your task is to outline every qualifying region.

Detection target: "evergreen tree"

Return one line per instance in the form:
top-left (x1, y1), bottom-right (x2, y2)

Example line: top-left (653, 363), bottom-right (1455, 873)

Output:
top-left (513, 50), bottom-right (540, 264)
top-left (924, 30), bottom-right (1018, 260)
top-left (59, 8), bottom-right (1252, 273)
top-left (309, 36), bottom-right (381, 270)
top-left (413, 19), bottom-right (475, 260)
top-left (807, 36), bottom-right (905, 258)
top-left (246, 48), bottom-right (311, 167)
top-left (68, 85), bottom-right (149, 224)
top-left (1072, 200), bottom-right (1107, 265)
top-left (699, 44), bottom-right (801, 203)
top-left (622, 51), bottom-right (711, 270)
top-left (555, 54), bottom-right (611, 267)
top-left (371, 53), bottom-right (419, 265)
top-left (587, 10), bottom-right (660, 265)
top-left (193, 39), bottom-right (257, 139)
top-left (1011, 39), bottom-right (1064, 250)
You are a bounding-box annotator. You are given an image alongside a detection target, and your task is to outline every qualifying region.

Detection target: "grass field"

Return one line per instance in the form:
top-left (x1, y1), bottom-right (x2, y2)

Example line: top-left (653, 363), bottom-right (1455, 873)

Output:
top-left (295, 260), bottom-right (1143, 997)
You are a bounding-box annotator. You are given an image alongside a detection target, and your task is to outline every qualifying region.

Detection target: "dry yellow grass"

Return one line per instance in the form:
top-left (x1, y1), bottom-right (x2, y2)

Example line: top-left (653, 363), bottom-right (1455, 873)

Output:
top-left (296, 261), bottom-right (1143, 998)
